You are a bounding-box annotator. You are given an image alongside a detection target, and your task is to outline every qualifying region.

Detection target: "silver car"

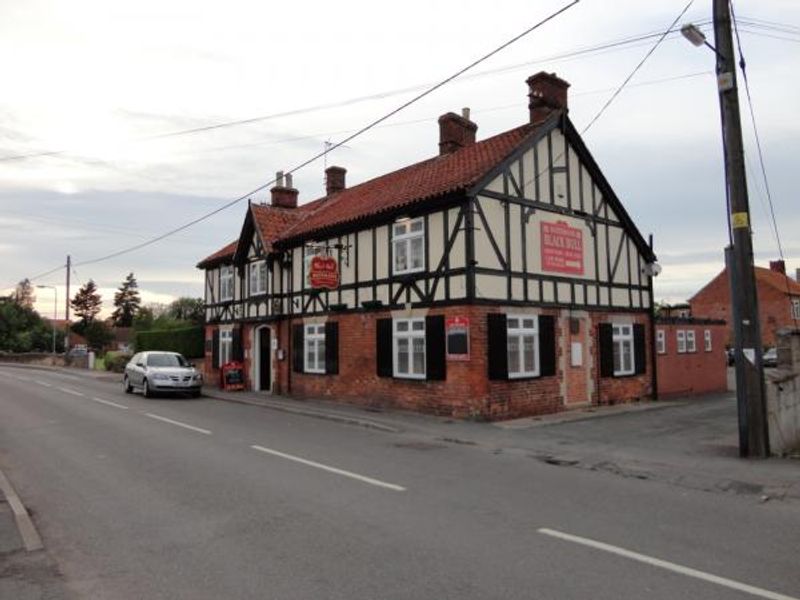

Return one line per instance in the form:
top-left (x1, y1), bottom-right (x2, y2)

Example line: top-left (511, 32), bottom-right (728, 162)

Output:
top-left (123, 351), bottom-right (203, 398)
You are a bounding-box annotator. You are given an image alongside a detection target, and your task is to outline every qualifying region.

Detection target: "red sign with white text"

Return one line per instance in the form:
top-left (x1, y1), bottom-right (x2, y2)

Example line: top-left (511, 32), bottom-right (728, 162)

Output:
top-left (541, 221), bottom-right (584, 275)
top-left (445, 316), bottom-right (470, 361)
top-left (309, 255), bottom-right (339, 289)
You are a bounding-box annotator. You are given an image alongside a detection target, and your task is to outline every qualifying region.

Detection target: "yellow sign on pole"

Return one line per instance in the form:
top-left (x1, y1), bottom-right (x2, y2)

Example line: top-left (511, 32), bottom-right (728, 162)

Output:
top-left (731, 212), bottom-right (749, 229)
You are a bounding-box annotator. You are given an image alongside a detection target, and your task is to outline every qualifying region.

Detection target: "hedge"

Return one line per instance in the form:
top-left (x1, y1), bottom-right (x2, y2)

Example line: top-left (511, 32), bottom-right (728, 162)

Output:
top-left (134, 326), bottom-right (204, 358)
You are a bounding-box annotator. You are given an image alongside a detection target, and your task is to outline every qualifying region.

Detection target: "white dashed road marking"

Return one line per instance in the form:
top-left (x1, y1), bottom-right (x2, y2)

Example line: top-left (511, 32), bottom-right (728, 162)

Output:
top-left (538, 528), bottom-right (799, 600)
top-left (37, 381), bottom-right (53, 388)
top-left (251, 444), bottom-right (406, 492)
top-left (145, 413), bottom-right (211, 435)
top-left (91, 397), bottom-right (129, 410)
top-left (58, 387), bottom-right (84, 397)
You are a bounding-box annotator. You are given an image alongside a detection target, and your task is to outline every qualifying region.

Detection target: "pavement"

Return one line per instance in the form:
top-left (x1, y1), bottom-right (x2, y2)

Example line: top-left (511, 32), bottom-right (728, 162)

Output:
top-left (5, 362), bottom-right (800, 503)
top-left (1, 362), bottom-right (799, 599)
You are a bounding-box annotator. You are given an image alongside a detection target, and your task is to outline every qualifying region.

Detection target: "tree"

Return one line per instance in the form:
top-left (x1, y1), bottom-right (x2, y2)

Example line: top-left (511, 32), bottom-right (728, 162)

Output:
top-left (13, 278), bottom-right (35, 309)
top-left (111, 273), bottom-right (141, 327)
top-left (71, 280), bottom-right (102, 327)
top-left (82, 320), bottom-right (114, 352)
top-left (0, 298), bottom-right (60, 353)
top-left (168, 297), bottom-right (204, 324)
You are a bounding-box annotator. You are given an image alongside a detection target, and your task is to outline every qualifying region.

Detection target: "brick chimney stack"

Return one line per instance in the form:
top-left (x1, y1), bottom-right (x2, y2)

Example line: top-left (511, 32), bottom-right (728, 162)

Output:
top-left (770, 259), bottom-right (786, 275)
top-left (271, 171), bottom-right (298, 208)
top-left (527, 71), bottom-right (570, 123)
top-left (325, 166), bottom-right (346, 196)
top-left (438, 108), bottom-right (477, 155)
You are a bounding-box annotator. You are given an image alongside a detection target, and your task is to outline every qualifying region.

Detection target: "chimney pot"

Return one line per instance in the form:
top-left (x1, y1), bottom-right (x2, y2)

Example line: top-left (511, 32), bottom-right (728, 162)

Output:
top-left (461, 107), bottom-right (470, 120)
top-left (270, 172), bottom-right (298, 209)
top-left (325, 166), bottom-right (347, 196)
top-left (438, 111), bottom-right (478, 156)
top-left (527, 71), bottom-right (570, 123)
top-left (770, 259), bottom-right (786, 275)
top-left (796, 268), bottom-right (800, 283)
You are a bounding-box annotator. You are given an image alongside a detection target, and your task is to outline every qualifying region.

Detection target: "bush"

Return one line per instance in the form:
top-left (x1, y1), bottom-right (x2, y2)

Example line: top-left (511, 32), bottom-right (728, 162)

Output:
top-left (104, 352), bottom-right (132, 373)
top-left (134, 326), bottom-right (204, 358)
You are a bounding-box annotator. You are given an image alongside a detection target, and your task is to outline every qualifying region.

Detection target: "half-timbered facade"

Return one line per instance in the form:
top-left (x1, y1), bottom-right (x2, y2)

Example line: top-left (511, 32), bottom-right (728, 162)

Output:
top-left (196, 72), bottom-right (658, 420)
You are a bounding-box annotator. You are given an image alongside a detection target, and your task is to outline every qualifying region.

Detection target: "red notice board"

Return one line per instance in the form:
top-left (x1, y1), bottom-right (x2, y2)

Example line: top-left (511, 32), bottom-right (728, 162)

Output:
top-left (541, 221), bottom-right (584, 275)
top-left (446, 316), bottom-right (470, 361)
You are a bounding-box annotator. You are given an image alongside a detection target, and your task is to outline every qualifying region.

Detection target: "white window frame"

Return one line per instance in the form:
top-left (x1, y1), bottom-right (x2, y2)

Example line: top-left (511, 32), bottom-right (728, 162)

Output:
top-left (249, 260), bottom-right (268, 296)
top-left (656, 329), bottom-right (666, 354)
top-left (507, 315), bottom-right (540, 378)
top-left (304, 324), bottom-right (326, 374)
top-left (219, 329), bottom-right (233, 366)
top-left (220, 265), bottom-right (234, 301)
top-left (686, 330), bottom-right (696, 353)
top-left (613, 324), bottom-right (635, 376)
top-left (392, 218), bottom-right (425, 275)
top-left (393, 318), bottom-right (426, 379)
top-left (677, 330), bottom-right (687, 354)
top-left (704, 329), bottom-right (712, 352)
top-left (792, 298), bottom-right (800, 320)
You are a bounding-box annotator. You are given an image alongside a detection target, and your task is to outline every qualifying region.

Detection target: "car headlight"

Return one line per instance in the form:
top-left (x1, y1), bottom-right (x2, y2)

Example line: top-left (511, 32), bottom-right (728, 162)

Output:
top-left (193, 374), bottom-right (203, 381)
top-left (152, 373), bottom-right (169, 380)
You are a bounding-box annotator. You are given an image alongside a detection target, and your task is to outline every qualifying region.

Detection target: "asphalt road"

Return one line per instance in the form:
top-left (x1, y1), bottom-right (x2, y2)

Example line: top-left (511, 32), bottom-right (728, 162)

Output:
top-left (1, 364), bottom-right (799, 600)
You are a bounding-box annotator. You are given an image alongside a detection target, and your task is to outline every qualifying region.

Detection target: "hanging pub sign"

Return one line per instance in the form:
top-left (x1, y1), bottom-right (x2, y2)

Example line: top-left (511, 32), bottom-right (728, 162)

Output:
top-left (446, 316), bottom-right (470, 361)
top-left (309, 254), bottom-right (339, 289)
top-left (541, 220), bottom-right (584, 275)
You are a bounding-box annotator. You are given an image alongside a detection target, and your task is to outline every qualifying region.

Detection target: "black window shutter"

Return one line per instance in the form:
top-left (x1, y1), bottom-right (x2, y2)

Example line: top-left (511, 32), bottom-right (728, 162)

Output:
top-left (539, 315), bottom-right (556, 377)
top-left (325, 321), bottom-right (339, 375)
top-left (633, 323), bottom-right (646, 375)
top-left (292, 324), bottom-right (304, 373)
top-left (232, 327), bottom-right (243, 362)
top-left (487, 313), bottom-right (508, 380)
top-left (212, 330), bottom-right (220, 369)
top-left (425, 315), bottom-right (446, 381)
top-left (599, 323), bottom-right (614, 377)
top-left (376, 318), bottom-right (393, 377)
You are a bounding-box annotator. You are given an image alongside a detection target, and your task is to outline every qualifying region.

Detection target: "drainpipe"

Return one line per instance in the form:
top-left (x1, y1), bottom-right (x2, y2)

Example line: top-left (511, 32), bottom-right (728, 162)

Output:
top-left (648, 234), bottom-right (659, 401)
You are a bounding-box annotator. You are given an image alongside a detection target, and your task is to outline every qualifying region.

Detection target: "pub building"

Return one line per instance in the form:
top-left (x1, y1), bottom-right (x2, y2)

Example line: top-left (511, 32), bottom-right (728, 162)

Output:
top-left (197, 72), bottom-right (658, 420)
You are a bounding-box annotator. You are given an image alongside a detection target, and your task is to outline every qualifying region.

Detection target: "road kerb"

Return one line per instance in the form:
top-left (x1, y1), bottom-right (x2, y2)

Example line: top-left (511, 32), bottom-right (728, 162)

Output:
top-left (0, 468), bottom-right (44, 552)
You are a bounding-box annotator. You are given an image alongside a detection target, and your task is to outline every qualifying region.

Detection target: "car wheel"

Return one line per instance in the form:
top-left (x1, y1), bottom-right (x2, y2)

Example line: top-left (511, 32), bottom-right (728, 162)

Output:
top-left (123, 376), bottom-right (133, 394)
top-left (142, 379), bottom-right (152, 398)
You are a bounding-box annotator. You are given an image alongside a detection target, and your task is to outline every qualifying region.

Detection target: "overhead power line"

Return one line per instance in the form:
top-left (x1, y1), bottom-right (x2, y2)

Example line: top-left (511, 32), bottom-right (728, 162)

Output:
top-left (581, 0), bottom-right (696, 135)
top-left (70, 0), bottom-right (581, 268)
top-left (0, 14), bottom-right (711, 165)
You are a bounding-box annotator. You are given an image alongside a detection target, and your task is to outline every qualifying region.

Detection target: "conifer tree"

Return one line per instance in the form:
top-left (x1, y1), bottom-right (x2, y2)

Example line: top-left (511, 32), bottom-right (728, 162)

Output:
top-left (71, 280), bottom-right (102, 326)
top-left (111, 273), bottom-right (141, 327)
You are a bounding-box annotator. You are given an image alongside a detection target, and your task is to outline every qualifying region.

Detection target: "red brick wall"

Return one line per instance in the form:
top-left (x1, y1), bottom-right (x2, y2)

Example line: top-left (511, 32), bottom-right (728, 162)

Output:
top-left (690, 271), bottom-right (796, 347)
top-left (280, 307), bottom-right (651, 420)
top-left (591, 313), bottom-right (652, 407)
top-left (655, 322), bottom-right (727, 397)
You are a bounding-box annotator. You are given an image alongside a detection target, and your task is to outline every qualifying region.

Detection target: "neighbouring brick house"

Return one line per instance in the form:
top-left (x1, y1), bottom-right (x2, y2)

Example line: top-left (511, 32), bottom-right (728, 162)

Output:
top-left (655, 317), bottom-right (727, 397)
top-left (689, 260), bottom-right (800, 348)
top-left (196, 72), bottom-right (659, 420)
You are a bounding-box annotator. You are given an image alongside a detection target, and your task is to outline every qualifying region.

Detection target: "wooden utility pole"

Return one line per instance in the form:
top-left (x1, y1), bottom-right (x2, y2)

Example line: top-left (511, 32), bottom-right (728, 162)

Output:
top-left (65, 255), bottom-right (71, 352)
top-left (713, 0), bottom-right (769, 457)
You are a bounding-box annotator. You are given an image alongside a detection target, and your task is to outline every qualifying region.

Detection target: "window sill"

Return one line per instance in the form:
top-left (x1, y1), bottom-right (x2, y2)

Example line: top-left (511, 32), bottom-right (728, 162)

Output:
top-left (303, 370), bottom-right (328, 376)
top-left (393, 268), bottom-right (424, 277)
top-left (393, 374), bottom-right (427, 381)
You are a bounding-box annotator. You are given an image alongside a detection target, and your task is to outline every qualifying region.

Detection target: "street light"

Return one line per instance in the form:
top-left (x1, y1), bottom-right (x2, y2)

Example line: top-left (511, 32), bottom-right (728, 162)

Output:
top-left (681, 3), bottom-right (769, 458)
top-left (36, 285), bottom-right (58, 354)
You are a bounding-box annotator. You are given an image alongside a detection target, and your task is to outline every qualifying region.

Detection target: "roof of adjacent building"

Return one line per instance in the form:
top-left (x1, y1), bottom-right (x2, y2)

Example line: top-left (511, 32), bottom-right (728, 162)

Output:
top-left (689, 265), bottom-right (800, 302)
top-left (756, 266), bottom-right (800, 295)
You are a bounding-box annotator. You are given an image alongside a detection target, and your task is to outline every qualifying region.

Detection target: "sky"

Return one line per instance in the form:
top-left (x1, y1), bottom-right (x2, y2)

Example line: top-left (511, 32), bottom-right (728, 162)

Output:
top-left (1, 0), bottom-right (798, 319)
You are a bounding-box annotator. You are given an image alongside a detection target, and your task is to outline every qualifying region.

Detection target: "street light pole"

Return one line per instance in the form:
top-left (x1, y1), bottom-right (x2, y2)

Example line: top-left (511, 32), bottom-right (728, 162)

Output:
top-left (36, 285), bottom-right (57, 355)
top-left (711, 0), bottom-right (768, 457)
top-left (681, 5), bottom-right (769, 458)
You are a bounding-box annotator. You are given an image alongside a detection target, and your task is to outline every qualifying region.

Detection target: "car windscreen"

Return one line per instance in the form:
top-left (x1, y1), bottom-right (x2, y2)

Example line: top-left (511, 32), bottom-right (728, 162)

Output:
top-left (146, 353), bottom-right (189, 367)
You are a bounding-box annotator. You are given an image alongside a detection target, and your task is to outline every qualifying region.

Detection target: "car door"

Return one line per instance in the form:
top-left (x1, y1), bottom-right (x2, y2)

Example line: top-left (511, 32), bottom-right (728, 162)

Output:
top-left (131, 353), bottom-right (145, 386)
